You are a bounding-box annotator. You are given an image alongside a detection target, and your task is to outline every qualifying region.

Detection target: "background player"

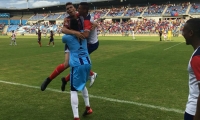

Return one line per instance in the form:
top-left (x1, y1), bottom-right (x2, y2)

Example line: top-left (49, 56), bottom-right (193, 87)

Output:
top-left (168, 28), bottom-right (172, 41)
top-left (10, 30), bottom-right (17, 45)
top-left (37, 29), bottom-right (42, 47)
top-left (47, 30), bottom-right (55, 47)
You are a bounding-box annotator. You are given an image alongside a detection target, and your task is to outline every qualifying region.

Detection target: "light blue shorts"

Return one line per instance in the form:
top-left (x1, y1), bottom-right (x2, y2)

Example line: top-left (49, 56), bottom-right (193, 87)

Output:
top-left (70, 64), bottom-right (91, 91)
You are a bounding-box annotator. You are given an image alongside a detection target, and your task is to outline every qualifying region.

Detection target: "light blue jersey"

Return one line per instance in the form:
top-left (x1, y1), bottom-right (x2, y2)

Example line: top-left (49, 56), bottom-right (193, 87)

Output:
top-left (62, 35), bottom-right (91, 67)
top-left (62, 34), bottom-right (91, 91)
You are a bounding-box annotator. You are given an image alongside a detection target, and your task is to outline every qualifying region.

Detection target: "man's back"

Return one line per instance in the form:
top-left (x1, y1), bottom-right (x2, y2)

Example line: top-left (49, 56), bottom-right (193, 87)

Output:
top-left (62, 35), bottom-right (90, 67)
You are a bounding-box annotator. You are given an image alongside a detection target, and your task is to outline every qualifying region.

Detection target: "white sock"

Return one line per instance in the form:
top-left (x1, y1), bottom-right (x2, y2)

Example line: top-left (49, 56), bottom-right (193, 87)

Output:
top-left (82, 87), bottom-right (90, 107)
top-left (71, 91), bottom-right (79, 118)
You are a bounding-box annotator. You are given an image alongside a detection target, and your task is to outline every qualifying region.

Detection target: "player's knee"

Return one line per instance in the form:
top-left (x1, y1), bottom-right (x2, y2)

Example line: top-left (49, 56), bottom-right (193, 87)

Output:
top-left (63, 61), bottom-right (69, 68)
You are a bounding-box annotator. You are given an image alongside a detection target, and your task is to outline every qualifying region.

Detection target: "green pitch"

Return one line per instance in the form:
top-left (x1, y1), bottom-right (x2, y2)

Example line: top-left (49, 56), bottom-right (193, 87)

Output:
top-left (0, 35), bottom-right (191, 120)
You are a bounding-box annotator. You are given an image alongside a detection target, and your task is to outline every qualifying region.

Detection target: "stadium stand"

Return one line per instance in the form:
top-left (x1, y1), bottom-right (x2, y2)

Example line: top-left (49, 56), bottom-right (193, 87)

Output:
top-left (0, 0), bottom-right (199, 36)
top-left (189, 3), bottom-right (200, 14)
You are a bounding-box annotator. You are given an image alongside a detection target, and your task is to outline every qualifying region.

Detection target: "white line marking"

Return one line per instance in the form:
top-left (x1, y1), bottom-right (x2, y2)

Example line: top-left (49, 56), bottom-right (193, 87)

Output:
top-left (0, 80), bottom-right (184, 114)
top-left (164, 42), bottom-right (184, 51)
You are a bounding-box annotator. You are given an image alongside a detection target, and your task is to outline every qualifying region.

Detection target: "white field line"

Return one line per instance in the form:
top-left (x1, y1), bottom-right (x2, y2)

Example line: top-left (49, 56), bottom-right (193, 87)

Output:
top-left (0, 80), bottom-right (184, 114)
top-left (164, 42), bottom-right (184, 51)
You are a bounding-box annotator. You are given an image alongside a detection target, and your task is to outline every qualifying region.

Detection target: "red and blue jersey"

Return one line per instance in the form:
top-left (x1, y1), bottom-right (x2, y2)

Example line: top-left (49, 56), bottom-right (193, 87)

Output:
top-left (186, 46), bottom-right (200, 115)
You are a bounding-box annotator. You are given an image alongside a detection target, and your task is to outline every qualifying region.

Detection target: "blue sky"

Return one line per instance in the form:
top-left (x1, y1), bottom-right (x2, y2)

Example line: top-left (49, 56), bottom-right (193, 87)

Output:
top-left (0, 0), bottom-right (111, 9)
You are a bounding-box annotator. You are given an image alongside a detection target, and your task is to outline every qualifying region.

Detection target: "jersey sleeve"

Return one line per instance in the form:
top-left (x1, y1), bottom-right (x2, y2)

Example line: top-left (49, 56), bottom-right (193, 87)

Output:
top-left (84, 16), bottom-right (92, 31)
top-left (191, 55), bottom-right (200, 80)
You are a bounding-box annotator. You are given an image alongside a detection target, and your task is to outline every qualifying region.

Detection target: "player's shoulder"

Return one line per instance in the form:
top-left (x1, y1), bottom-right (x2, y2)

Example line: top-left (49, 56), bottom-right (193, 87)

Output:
top-left (84, 14), bottom-right (92, 20)
top-left (193, 47), bottom-right (200, 57)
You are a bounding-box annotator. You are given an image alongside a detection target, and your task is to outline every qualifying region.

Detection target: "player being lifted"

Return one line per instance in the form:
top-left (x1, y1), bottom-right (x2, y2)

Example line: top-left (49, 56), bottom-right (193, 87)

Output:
top-left (41, 2), bottom-right (98, 91)
top-left (10, 30), bottom-right (17, 45)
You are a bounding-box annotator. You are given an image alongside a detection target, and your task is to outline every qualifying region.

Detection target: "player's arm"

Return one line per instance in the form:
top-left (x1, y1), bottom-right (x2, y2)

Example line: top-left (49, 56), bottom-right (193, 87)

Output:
top-left (191, 56), bottom-right (200, 120)
top-left (62, 18), bottom-right (85, 39)
top-left (91, 21), bottom-right (98, 30)
top-left (81, 19), bottom-right (92, 38)
top-left (62, 27), bottom-right (84, 38)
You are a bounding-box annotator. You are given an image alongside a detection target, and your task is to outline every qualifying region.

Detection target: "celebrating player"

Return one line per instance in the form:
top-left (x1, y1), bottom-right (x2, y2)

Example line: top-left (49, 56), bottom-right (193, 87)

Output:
top-left (62, 18), bottom-right (92, 120)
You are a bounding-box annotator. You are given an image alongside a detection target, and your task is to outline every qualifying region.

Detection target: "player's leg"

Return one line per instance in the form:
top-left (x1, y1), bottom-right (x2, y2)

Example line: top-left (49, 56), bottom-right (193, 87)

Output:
top-left (87, 41), bottom-right (99, 87)
top-left (14, 39), bottom-right (17, 45)
top-left (38, 38), bottom-right (42, 47)
top-left (41, 52), bottom-right (69, 91)
top-left (81, 64), bottom-right (92, 116)
top-left (70, 66), bottom-right (88, 120)
top-left (71, 90), bottom-right (80, 120)
top-left (52, 39), bottom-right (55, 47)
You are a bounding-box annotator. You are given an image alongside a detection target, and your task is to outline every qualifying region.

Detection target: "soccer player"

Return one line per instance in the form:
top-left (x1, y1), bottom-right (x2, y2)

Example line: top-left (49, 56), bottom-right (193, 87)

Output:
top-left (167, 28), bottom-right (172, 41)
top-left (47, 30), bottom-right (55, 47)
top-left (61, 2), bottom-right (99, 91)
top-left (63, 18), bottom-right (92, 120)
top-left (10, 30), bottom-right (17, 45)
top-left (132, 29), bottom-right (135, 40)
top-left (182, 18), bottom-right (200, 120)
top-left (41, 2), bottom-right (94, 91)
top-left (159, 30), bottom-right (162, 41)
top-left (163, 31), bottom-right (167, 41)
top-left (37, 29), bottom-right (42, 47)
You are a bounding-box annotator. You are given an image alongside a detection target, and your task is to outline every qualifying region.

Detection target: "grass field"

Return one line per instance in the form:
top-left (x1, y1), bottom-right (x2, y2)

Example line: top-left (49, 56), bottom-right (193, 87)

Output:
top-left (0, 35), bottom-right (193, 120)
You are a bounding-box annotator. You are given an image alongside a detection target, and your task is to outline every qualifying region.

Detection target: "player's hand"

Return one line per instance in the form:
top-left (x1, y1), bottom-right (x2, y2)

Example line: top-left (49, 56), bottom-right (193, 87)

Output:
top-left (74, 31), bottom-right (85, 40)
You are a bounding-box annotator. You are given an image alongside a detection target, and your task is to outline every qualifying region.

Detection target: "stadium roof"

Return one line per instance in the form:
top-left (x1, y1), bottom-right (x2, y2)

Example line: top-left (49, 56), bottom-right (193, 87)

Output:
top-left (0, 0), bottom-right (112, 10)
top-left (0, 0), bottom-right (198, 13)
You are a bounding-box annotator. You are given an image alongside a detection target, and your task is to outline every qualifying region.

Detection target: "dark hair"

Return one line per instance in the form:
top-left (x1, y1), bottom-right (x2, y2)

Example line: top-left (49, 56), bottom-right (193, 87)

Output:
top-left (79, 2), bottom-right (89, 11)
top-left (186, 18), bottom-right (200, 37)
top-left (70, 18), bottom-right (79, 31)
top-left (66, 2), bottom-right (72, 6)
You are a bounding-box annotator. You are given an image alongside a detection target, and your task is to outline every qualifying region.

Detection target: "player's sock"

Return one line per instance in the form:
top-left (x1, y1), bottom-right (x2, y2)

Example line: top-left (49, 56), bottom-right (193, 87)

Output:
top-left (71, 91), bottom-right (79, 118)
top-left (82, 87), bottom-right (90, 107)
top-left (49, 64), bottom-right (65, 80)
top-left (90, 71), bottom-right (94, 76)
top-left (65, 74), bottom-right (70, 82)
